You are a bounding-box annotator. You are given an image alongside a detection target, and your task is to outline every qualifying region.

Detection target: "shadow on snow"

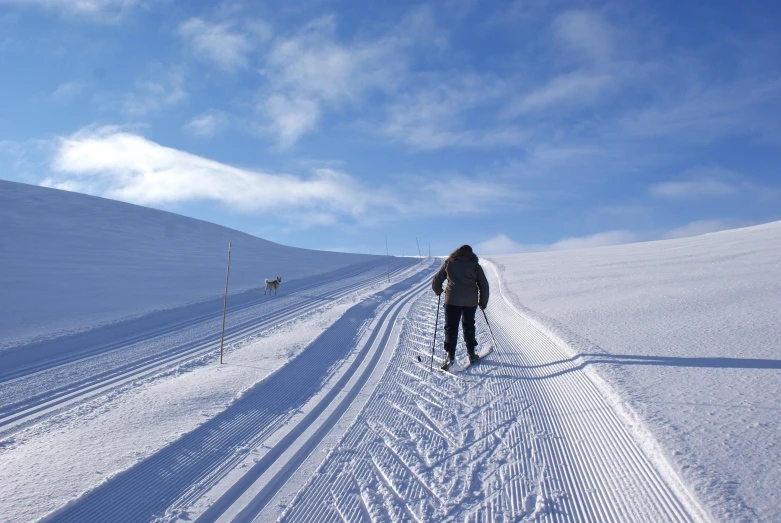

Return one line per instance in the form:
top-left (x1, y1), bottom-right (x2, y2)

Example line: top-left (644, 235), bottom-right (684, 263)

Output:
top-left (43, 270), bottom-right (426, 523)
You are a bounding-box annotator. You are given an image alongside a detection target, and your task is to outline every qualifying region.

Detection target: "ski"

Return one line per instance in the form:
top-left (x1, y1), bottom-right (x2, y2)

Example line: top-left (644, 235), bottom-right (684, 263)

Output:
top-left (411, 357), bottom-right (471, 382)
top-left (452, 346), bottom-right (494, 373)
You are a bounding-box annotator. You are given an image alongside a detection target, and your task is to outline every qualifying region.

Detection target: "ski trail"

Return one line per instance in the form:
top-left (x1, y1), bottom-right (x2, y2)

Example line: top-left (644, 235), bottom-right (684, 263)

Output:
top-left (275, 261), bottom-right (710, 522)
top-left (41, 264), bottom-right (434, 523)
top-left (0, 258), bottom-right (420, 437)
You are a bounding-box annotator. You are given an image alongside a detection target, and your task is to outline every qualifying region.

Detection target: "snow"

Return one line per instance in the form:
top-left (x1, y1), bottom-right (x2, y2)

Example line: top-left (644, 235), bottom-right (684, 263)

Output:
top-left (0, 179), bottom-right (376, 347)
top-left (2, 179), bottom-right (780, 522)
top-left (487, 221), bottom-right (781, 521)
top-left (0, 181), bottom-right (426, 522)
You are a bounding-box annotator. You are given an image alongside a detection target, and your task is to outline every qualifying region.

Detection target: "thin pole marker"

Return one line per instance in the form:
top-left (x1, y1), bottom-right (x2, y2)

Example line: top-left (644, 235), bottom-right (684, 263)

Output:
top-left (219, 242), bottom-right (232, 364)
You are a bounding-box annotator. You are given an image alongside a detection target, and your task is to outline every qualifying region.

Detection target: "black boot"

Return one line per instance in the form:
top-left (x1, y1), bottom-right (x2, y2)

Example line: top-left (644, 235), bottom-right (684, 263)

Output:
top-left (467, 347), bottom-right (479, 364)
top-left (440, 354), bottom-right (455, 371)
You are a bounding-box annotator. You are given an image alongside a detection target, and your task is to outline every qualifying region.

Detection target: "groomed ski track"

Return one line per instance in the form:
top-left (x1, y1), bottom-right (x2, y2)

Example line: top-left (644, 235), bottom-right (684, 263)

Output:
top-left (36, 259), bottom-right (434, 523)
top-left (7, 256), bottom-right (710, 522)
top-left (0, 258), bottom-right (419, 438)
top-left (254, 261), bottom-right (710, 522)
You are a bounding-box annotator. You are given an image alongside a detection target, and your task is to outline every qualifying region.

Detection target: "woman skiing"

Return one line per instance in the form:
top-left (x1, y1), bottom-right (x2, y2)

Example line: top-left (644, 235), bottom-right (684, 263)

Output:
top-left (431, 244), bottom-right (490, 370)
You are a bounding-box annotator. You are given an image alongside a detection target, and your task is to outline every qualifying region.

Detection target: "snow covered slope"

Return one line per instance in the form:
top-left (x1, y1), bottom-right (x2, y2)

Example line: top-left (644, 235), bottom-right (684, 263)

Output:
top-left (488, 221), bottom-right (781, 521)
top-left (3, 178), bottom-right (778, 522)
top-left (0, 180), bottom-right (377, 347)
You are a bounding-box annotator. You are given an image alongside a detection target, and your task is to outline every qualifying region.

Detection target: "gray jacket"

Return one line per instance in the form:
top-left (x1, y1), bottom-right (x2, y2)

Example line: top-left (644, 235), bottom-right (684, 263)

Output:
top-left (432, 253), bottom-right (489, 308)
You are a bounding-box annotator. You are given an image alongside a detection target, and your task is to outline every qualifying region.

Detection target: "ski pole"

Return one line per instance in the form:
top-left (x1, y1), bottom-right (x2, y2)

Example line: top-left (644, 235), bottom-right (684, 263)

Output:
top-left (427, 294), bottom-right (442, 372)
top-left (482, 309), bottom-right (510, 376)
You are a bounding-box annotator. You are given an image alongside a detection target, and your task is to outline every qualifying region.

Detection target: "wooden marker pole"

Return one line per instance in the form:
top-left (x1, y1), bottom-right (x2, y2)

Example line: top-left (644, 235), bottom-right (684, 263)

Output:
top-left (219, 242), bottom-right (232, 364)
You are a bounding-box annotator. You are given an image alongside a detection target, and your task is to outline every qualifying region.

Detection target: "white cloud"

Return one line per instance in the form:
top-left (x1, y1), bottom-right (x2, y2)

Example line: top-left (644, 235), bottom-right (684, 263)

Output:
top-left (552, 9), bottom-right (613, 64)
top-left (477, 230), bottom-right (638, 255)
top-left (662, 220), bottom-right (737, 239)
top-left (43, 127), bottom-right (380, 220)
top-left (120, 65), bottom-right (186, 115)
top-left (261, 94), bottom-right (321, 149)
top-left (178, 18), bottom-right (252, 72)
top-left (411, 175), bottom-right (524, 215)
top-left (257, 16), bottom-right (404, 147)
top-left (650, 166), bottom-right (740, 199)
top-left (382, 78), bottom-right (527, 150)
top-left (50, 82), bottom-right (85, 101)
top-left (475, 234), bottom-right (528, 255)
top-left (550, 230), bottom-right (637, 250)
top-left (615, 78), bottom-right (781, 143)
top-left (650, 179), bottom-right (736, 199)
top-left (184, 110), bottom-right (228, 137)
top-left (0, 0), bottom-right (145, 20)
top-left (508, 72), bottom-right (613, 115)
top-left (38, 126), bottom-right (523, 228)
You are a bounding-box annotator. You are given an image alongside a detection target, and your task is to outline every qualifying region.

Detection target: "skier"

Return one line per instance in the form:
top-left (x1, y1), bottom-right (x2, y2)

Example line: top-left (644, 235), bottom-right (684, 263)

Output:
top-left (432, 244), bottom-right (489, 371)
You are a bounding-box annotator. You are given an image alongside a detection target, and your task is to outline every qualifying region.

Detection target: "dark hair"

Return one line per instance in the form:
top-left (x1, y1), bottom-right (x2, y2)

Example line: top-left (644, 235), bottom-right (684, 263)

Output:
top-left (447, 244), bottom-right (475, 260)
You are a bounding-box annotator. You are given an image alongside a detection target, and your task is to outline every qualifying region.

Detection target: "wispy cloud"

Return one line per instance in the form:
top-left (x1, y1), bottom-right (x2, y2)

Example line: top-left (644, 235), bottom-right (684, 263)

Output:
top-left (477, 230), bottom-right (638, 255)
top-left (379, 75), bottom-right (529, 150)
top-left (119, 65), bottom-right (186, 115)
top-left (552, 9), bottom-right (614, 65)
top-left (475, 234), bottom-right (528, 255)
top-left (507, 72), bottom-right (613, 115)
top-left (50, 82), bottom-right (86, 101)
top-left (550, 230), bottom-right (637, 250)
top-left (184, 110), bottom-right (228, 137)
top-left (43, 127), bottom-right (379, 220)
top-left (178, 18), bottom-right (253, 72)
top-left (260, 94), bottom-right (321, 149)
top-left (403, 174), bottom-right (525, 215)
top-left (40, 126), bottom-right (521, 227)
top-left (650, 180), bottom-right (736, 200)
top-left (256, 15), bottom-right (404, 147)
top-left (0, 0), bottom-right (147, 21)
top-left (650, 166), bottom-right (740, 199)
top-left (662, 220), bottom-right (739, 239)
top-left (612, 77), bottom-right (781, 144)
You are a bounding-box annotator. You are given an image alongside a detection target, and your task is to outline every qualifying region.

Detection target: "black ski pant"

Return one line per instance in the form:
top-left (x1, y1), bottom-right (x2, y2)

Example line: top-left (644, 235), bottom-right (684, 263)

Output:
top-left (443, 304), bottom-right (478, 359)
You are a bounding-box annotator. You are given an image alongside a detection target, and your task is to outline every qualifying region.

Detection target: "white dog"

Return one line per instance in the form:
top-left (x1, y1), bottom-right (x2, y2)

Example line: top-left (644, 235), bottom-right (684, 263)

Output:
top-left (264, 276), bottom-right (282, 295)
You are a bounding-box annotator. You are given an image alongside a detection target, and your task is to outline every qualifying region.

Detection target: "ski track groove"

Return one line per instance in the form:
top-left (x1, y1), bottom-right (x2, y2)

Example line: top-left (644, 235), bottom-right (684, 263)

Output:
top-left (2, 260), bottom-right (393, 383)
top-left (31, 260), bottom-right (432, 523)
top-left (17, 254), bottom-right (707, 522)
top-left (0, 259), bottom-right (421, 437)
top-left (275, 261), bottom-right (705, 523)
top-left (194, 272), bottom-right (436, 523)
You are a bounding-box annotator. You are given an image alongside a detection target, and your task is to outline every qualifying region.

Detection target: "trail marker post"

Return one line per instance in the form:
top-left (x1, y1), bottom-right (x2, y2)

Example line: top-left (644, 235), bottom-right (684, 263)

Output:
top-left (416, 237), bottom-right (422, 258)
top-left (219, 242), bottom-right (232, 364)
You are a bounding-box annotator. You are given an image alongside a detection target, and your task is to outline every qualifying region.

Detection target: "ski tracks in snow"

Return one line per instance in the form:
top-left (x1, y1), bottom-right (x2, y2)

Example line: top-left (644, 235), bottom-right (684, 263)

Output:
top-left (38, 261), bottom-right (435, 523)
top-left (270, 265), bottom-right (710, 522)
top-left (6, 256), bottom-right (710, 522)
top-left (0, 258), bottom-right (418, 438)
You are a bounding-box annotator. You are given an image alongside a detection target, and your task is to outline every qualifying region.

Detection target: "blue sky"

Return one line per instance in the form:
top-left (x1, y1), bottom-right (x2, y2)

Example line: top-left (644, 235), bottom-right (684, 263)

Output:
top-left (1, 0), bottom-right (779, 255)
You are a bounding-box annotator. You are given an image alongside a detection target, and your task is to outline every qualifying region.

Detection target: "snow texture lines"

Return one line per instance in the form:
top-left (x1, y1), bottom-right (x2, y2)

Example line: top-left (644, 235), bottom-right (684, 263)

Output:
top-left (0, 258), bottom-right (420, 437)
top-left (42, 263), bottom-right (433, 523)
top-left (278, 261), bottom-right (707, 522)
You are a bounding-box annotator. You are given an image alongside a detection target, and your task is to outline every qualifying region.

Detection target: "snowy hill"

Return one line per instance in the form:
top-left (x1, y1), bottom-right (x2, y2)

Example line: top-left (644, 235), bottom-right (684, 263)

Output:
top-left (0, 180), bottom-right (377, 347)
top-left (488, 221), bottom-right (781, 521)
top-left (2, 179), bottom-right (780, 522)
